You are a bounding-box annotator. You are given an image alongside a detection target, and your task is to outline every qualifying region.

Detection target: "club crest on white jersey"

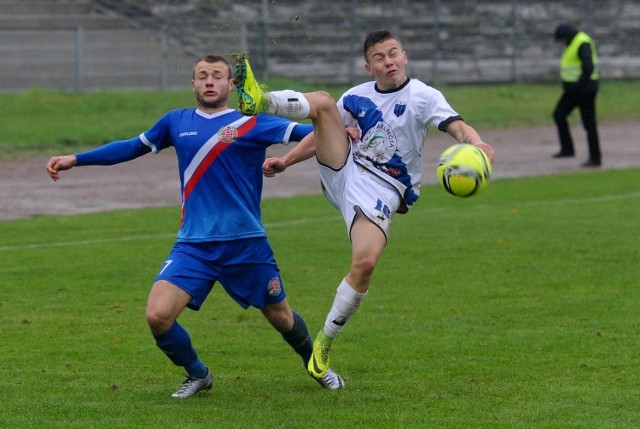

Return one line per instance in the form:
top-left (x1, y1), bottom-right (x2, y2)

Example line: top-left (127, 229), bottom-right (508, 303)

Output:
top-left (393, 102), bottom-right (407, 117)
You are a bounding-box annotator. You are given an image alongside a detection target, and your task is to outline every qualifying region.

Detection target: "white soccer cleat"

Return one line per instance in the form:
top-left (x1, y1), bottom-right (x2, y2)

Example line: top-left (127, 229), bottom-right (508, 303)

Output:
top-left (313, 368), bottom-right (345, 390)
top-left (171, 369), bottom-right (213, 398)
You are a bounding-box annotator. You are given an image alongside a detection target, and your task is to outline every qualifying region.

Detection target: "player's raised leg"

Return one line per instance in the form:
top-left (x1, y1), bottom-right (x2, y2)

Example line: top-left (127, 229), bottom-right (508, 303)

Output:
top-left (232, 53), bottom-right (349, 170)
top-left (304, 91), bottom-right (350, 170)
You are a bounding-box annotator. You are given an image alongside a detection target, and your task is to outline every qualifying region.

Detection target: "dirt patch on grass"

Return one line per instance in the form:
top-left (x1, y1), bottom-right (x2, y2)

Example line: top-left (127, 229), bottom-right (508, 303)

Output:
top-left (1, 121), bottom-right (637, 221)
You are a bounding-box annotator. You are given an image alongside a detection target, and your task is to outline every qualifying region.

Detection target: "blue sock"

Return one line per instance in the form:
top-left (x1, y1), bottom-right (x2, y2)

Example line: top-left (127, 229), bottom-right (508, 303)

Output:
top-left (280, 311), bottom-right (313, 366)
top-left (154, 322), bottom-right (208, 378)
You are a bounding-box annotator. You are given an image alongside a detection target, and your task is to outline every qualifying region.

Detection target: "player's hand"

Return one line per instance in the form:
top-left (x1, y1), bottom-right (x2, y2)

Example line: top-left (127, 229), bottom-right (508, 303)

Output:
top-left (262, 157), bottom-right (288, 178)
top-left (473, 142), bottom-right (495, 163)
top-left (46, 155), bottom-right (77, 181)
top-left (345, 126), bottom-right (361, 142)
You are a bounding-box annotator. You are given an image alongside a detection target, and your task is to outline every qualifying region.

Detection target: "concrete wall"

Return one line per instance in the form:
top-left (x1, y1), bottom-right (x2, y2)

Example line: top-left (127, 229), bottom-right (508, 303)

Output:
top-left (1, 0), bottom-right (639, 93)
top-left (0, 0), bottom-right (195, 92)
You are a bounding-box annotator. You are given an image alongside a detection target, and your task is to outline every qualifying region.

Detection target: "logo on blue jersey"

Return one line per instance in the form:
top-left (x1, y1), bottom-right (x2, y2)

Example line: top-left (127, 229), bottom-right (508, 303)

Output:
top-left (179, 131), bottom-right (198, 137)
top-left (393, 102), bottom-right (407, 117)
top-left (217, 125), bottom-right (238, 144)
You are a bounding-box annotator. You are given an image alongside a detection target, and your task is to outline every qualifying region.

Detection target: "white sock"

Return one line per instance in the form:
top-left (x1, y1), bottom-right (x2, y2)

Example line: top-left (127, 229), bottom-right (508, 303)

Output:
top-left (323, 279), bottom-right (367, 339)
top-left (266, 90), bottom-right (310, 120)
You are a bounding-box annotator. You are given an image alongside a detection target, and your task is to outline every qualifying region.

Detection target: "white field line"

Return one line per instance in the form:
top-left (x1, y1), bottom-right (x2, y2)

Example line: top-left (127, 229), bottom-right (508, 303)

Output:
top-left (1, 191), bottom-right (638, 252)
top-left (0, 216), bottom-right (341, 252)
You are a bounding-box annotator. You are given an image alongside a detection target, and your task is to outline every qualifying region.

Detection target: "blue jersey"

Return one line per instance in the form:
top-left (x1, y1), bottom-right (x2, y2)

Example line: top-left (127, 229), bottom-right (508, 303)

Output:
top-left (76, 108), bottom-right (312, 242)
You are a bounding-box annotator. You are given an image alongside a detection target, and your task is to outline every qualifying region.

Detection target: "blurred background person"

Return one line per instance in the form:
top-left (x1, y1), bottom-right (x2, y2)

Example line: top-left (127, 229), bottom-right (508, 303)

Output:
top-left (552, 23), bottom-right (601, 167)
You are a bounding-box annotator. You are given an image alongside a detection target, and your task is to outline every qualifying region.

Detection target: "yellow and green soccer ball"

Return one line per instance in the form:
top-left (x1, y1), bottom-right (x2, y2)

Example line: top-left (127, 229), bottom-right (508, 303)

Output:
top-left (436, 144), bottom-right (492, 197)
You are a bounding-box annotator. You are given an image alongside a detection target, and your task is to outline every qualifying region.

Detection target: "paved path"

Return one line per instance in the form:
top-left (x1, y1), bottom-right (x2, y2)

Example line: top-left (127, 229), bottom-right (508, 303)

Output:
top-left (1, 121), bottom-right (638, 221)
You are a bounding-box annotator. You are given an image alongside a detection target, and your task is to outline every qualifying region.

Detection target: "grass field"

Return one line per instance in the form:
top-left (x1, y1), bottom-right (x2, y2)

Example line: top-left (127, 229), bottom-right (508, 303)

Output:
top-left (1, 168), bottom-right (638, 428)
top-left (1, 79), bottom-right (640, 158)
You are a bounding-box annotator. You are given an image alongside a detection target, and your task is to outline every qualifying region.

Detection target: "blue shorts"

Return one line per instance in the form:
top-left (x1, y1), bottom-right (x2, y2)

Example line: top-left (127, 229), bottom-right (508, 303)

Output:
top-left (154, 238), bottom-right (286, 311)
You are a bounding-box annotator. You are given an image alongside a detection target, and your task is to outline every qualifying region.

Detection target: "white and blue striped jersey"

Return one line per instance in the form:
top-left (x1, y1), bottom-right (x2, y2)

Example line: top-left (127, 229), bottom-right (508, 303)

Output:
top-left (337, 78), bottom-right (460, 210)
top-left (76, 108), bottom-right (312, 242)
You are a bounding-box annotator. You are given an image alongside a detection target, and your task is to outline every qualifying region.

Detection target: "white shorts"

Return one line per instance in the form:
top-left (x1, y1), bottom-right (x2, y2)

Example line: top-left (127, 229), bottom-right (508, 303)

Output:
top-left (318, 154), bottom-right (402, 239)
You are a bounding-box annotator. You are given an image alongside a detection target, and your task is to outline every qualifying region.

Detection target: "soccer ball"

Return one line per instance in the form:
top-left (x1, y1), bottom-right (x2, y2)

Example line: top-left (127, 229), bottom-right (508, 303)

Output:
top-left (436, 144), bottom-right (492, 197)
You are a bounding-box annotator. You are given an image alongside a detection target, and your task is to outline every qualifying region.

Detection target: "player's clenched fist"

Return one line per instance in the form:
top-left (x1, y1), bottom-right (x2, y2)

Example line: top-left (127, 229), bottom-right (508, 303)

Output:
top-left (262, 157), bottom-right (288, 177)
top-left (46, 155), bottom-right (77, 181)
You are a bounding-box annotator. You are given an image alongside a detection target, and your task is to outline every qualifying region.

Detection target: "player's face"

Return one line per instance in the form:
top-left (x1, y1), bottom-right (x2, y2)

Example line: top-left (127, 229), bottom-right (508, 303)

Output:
top-left (364, 39), bottom-right (408, 91)
top-left (192, 61), bottom-right (234, 112)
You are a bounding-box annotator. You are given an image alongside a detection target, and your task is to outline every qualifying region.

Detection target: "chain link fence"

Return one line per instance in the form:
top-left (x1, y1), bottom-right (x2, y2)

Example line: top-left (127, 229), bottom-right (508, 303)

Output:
top-left (1, 0), bottom-right (639, 92)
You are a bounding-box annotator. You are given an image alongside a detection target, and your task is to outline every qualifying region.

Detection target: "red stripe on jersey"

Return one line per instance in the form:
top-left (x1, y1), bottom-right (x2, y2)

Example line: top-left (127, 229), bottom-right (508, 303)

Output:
top-left (180, 115), bottom-right (258, 227)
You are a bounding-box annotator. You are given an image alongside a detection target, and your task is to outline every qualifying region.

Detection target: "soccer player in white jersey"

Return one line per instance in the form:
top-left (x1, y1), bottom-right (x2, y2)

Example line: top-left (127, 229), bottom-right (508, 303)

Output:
top-left (233, 30), bottom-right (495, 383)
top-left (45, 55), bottom-right (345, 398)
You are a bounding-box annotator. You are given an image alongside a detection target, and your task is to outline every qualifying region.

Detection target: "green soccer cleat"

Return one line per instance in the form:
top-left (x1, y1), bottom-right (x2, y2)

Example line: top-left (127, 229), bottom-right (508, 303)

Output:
top-left (231, 52), bottom-right (269, 115)
top-left (307, 330), bottom-right (333, 379)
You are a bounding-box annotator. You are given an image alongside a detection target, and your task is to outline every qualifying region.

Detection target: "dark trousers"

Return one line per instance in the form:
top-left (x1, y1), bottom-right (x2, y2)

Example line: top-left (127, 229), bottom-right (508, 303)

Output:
top-left (553, 88), bottom-right (601, 162)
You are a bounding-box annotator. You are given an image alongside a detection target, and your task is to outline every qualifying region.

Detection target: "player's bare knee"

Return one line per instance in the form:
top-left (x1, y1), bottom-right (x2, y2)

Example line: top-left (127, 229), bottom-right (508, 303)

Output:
top-left (145, 310), bottom-right (162, 329)
top-left (309, 91), bottom-right (336, 112)
top-left (146, 307), bottom-right (172, 332)
top-left (351, 254), bottom-right (377, 278)
top-left (262, 305), bottom-right (293, 332)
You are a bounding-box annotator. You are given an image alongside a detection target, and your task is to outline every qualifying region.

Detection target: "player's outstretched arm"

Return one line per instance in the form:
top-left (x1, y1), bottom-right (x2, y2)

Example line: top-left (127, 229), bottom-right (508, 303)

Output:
top-left (46, 155), bottom-right (77, 182)
top-left (263, 132), bottom-right (317, 177)
top-left (46, 138), bottom-right (153, 181)
top-left (445, 121), bottom-right (495, 162)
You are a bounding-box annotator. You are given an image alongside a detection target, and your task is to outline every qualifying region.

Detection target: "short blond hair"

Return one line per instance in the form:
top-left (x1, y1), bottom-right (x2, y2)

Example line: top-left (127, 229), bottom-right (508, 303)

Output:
top-left (193, 55), bottom-right (233, 79)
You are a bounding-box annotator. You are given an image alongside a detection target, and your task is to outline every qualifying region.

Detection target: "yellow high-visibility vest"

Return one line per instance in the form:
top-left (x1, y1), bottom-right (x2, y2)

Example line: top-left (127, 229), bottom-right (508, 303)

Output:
top-left (560, 32), bottom-right (599, 82)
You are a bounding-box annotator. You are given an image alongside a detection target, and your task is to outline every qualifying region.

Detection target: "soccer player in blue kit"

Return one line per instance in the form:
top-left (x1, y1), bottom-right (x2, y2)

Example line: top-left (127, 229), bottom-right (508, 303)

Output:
top-left (45, 55), bottom-right (344, 398)
top-left (233, 31), bottom-right (495, 384)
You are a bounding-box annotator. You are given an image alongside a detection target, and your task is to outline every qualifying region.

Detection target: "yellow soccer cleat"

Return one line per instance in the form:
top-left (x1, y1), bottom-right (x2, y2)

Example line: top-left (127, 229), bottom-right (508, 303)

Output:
top-left (307, 330), bottom-right (333, 380)
top-left (231, 52), bottom-right (269, 115)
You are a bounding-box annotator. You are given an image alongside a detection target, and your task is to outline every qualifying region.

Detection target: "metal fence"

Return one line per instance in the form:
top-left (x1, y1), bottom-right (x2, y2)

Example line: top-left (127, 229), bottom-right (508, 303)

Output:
top-left (1, 0), bottom-right (639, 93)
